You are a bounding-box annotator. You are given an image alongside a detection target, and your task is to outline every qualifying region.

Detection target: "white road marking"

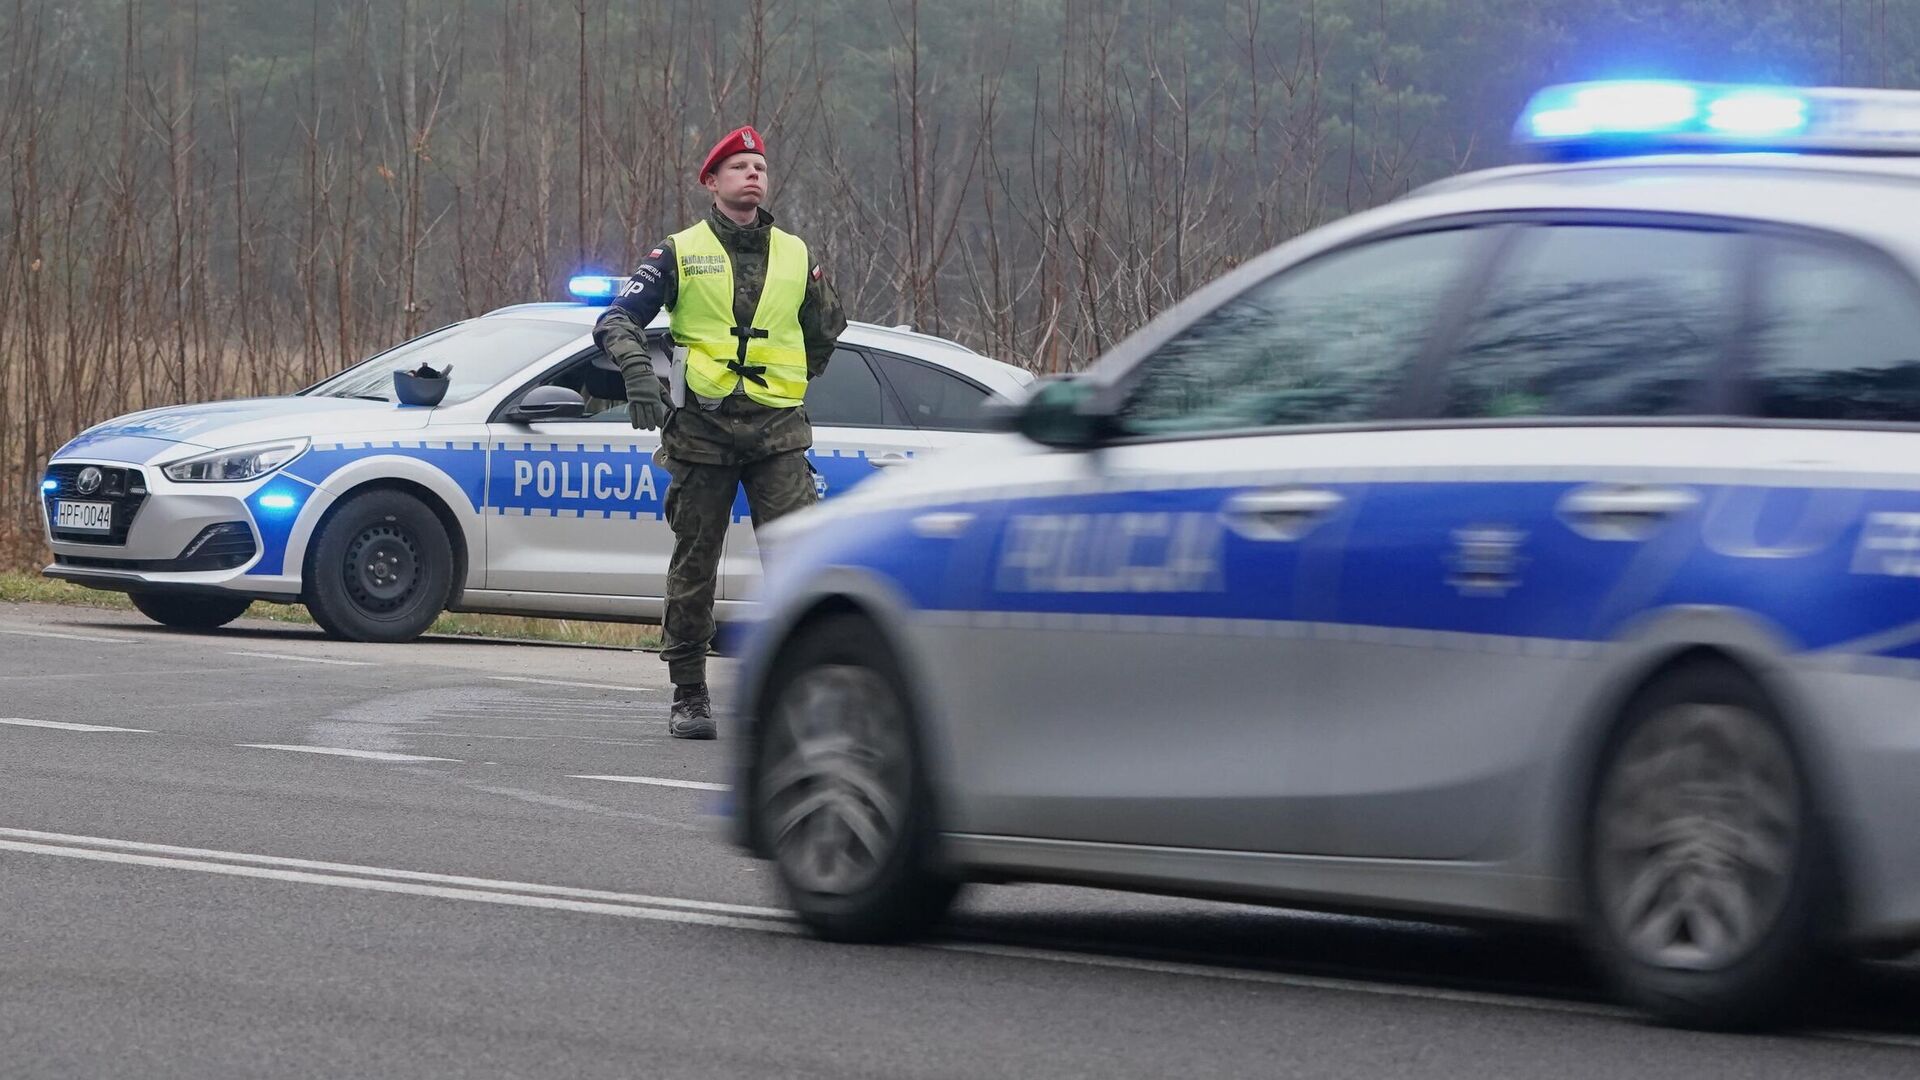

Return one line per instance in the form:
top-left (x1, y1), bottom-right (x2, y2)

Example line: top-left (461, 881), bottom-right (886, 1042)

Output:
top-left (485, 675), bottom-right (649, 693)
top-left (435, 707), bottom-right (669, 718)
top-left (462, 700), bottom-right (651, 710)
top-left (0, 717), bottom-right (153, 733)
top-left (0, 828), bottom-right (786, 918)
top-left (570, 775), bottom-right (730, 791)
top-left (449, 716), bottom-right (659, 726)
top-left (237, 744), bottom-right (461, 763)
top-left (449, 706), bottom-right (666, 715)
top-left (0, 627), bottom-right (140, 645)
top-left (0, 838), bottom-right (796, 931)
top-left (0, 670), bottom-right (186, 682)
top-left (0, 826), bottom-right (1913, 1051)
top-left (414, 732), bottom-right (653, 747)
top-left (227, 651), bottom-right (375, 666)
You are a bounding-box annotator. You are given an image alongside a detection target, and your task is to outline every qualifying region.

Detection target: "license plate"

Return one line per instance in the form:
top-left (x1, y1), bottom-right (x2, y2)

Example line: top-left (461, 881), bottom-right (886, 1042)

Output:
top-left (55, 500), bottom-right (113, 532)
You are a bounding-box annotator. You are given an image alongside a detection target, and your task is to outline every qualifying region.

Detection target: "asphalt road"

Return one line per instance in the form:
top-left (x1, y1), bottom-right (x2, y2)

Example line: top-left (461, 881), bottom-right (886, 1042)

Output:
top-left (3, 601), bottom-right (1919, 1078)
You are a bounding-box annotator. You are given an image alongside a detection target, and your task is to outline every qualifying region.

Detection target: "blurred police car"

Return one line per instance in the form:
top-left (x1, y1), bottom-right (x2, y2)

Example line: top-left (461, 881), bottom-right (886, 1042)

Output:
top-left (39, 283), bottom-right (1031, 641)
top-left (733, 81), bottom-right (1920, 1029)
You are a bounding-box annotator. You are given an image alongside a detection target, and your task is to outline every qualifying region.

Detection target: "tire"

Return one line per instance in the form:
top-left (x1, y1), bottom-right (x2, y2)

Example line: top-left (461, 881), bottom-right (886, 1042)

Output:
top-left (302, 489), bottom-right (453, 644)
top-left (1582, 660), bottom-right (1837, 1030)
top-left (751, 612), bottom-right (960, 942)
top-left (129, 591), bottom-right (252, 631)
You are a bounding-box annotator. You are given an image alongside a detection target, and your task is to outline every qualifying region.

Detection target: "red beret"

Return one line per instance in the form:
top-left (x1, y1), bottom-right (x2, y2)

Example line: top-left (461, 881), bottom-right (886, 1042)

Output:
top-left (698, 126), bottom-right (768, 181)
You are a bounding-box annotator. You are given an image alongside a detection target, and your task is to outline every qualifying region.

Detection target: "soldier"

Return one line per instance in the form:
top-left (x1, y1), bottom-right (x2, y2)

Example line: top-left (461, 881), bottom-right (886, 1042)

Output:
top-left (593, 125), bottom-right (847, 740)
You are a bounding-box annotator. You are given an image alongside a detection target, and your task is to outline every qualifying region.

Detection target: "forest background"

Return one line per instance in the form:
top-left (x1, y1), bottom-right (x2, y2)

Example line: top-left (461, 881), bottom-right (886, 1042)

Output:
top-left (3, 0), bottom-right (1915, 566)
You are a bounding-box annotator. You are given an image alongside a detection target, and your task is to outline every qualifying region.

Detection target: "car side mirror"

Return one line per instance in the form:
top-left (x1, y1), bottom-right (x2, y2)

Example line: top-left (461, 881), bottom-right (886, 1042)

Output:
top-left (505, 386), bottom-right (587, 423)
top-left (1010, 376), bottom-right (1118, 450)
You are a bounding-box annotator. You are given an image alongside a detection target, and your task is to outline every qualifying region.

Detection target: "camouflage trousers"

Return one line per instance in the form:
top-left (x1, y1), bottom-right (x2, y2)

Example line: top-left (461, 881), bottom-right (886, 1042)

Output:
top-left (659, 446), bottom-right (817, 686)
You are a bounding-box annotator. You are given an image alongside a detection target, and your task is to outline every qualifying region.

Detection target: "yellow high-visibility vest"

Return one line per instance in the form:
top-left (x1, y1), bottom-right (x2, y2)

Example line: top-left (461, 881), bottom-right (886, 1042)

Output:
top-left (668, 220), bottom-right (809, 408)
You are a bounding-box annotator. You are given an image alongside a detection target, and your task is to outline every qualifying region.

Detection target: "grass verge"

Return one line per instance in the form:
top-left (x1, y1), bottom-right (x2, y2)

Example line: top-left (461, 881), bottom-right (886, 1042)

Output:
top-left (0, 571), bottom-right (662, 650)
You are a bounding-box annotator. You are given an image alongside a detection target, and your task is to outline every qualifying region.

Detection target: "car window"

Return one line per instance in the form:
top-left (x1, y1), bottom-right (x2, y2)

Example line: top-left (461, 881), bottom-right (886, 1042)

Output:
top-left (1114, 228), bottom-right (1483, 435)
top-left (1437, 225), bottom-right (1737, 419)
top-left (306, 319), bottom-right (583, 405)
top-left (805, 348), bottom-right (888, 427)
top-left (514, 338), bottom-right (670, 423)
top-left (1748, 239), bottom-right (1920, 422)
top-left (875, 354), bottom-right (994, 431)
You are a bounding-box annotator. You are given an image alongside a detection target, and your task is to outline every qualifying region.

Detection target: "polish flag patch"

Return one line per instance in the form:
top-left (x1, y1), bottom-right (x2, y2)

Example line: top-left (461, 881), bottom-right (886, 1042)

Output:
top-left (649, 248), bottom-right (664, 259)
top-left (811, 265), bottom-right (824, 281)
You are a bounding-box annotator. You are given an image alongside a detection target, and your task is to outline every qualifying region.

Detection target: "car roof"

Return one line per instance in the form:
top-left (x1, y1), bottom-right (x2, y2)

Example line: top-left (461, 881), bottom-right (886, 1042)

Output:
top-left (1391, 153), bottom-right (1920, 249)
top-left (1409, 151), bottom-right (1920, 199)
top-left (1073, 150), bottom-right (1920, 387)
top-left (478, 303), bottom-right (1036, 394)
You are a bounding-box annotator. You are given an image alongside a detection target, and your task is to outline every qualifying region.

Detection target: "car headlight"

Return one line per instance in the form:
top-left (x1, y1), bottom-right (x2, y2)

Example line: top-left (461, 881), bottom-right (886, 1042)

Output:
top-left (162, 438), bottom-right (309, 483)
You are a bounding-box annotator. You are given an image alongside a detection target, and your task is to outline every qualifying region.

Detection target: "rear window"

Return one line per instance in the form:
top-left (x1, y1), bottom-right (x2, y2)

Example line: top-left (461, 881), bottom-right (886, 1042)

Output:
top-left (1747, 238), bottom-right (1920, 422)
top-left (876, 354), bottom-right (995, 430)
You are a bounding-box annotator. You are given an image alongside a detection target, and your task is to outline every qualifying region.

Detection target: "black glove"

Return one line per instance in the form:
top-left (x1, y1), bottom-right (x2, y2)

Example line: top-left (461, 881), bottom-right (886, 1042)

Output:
top-left (627, 394), bottom-right (668, 431)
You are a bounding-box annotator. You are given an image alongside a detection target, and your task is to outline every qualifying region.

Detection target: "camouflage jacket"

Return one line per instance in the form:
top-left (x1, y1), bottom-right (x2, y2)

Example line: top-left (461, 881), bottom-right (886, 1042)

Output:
top-left (592, 206), bottom-right (847, 464)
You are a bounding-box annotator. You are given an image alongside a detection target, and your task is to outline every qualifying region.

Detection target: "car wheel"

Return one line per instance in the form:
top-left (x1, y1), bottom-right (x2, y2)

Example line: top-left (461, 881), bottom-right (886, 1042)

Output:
top-left (752, 613), bottom-right (960, 942)
top-left (1583, 660), bottom-right (1835, 1030)
top-left (128, 592), bottom-right (253, 631)
top-left (303, 489), bottom-right (452, 644)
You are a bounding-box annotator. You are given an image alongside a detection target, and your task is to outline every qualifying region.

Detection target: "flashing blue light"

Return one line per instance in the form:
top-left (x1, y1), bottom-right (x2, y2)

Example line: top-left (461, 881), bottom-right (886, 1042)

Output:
top-left (257, 492), bottom-right (299, 512)
top-left (568, 275), bottom-right (623, 301)
top-left (1526, 81), bottom-right (1701, 140)
top-left (1518, 80), bottom-right (1829, 152)
top-left (1705, 90), bottom-right (1809, 136)
top-left (41, 478), bottom-right (57, 493)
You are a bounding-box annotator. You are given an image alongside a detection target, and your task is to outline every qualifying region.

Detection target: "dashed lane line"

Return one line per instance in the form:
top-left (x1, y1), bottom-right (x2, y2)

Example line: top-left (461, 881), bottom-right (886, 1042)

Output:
top-left (0, 627), bottom-right (143, 645)
top-left (486, 675), bottom-right (656, 693)
top-left (412, 732), bottom-right (654, 747)
top-left (237, 744), bottom-right (462, 763)
top-left (227, 651), bottom-right (376, 666)
top-left (449, 714), bottom-right (660, 722)
top-left (0, 717), bottom-right (153, 733)
top-left (448, 703), bottom-right (664, 712)
top-left (570, 775), bottom-right (729, 791)
top-left (0, 670), bottom-right (189, 682)
top-left (0, 828), bottom-right (786, 919)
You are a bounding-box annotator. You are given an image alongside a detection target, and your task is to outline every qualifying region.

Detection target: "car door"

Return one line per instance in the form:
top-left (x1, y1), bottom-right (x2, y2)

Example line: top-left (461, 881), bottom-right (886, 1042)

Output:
top-left (484, 347), bottom-right (673, 599)
top-left (946, 226), bottom-right (1499, 849)
top-left (1310, 219), bottom-right (1749, 860)
top-left (719, 346), bottom-right (931, 602)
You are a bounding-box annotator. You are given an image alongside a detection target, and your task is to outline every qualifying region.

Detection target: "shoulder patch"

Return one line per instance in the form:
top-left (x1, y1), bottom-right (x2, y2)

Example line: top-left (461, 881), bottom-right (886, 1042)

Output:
top-left (649, 247), bottom-right (664, 259)
top-left (811, 265), bottom-right (824, 281)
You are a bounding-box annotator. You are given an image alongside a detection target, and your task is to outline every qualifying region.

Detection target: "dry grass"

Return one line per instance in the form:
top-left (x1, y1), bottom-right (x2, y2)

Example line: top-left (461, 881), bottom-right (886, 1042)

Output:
top-left (0, 572), bottom-right (662, 650)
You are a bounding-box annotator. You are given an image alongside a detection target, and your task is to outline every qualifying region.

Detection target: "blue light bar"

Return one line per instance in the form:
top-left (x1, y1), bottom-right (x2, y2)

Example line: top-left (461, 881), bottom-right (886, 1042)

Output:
top-left (41, 478), bottom-right (57, 493)
top-left (568, 275), bottom-right (624, 302)
top-left (1526, 82), bottom-right (1701, 139)
top-left (258, 493), bottom-right (298, 511)
top-left (1514, 80), bottom-right (1920, 156)
top-left (1705, 90), bottom-right (1810, 136)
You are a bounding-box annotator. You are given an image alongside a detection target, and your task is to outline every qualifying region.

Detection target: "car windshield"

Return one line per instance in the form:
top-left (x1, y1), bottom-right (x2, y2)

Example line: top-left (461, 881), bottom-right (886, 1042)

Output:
top-left (303, 318), bottom-right (586, 404)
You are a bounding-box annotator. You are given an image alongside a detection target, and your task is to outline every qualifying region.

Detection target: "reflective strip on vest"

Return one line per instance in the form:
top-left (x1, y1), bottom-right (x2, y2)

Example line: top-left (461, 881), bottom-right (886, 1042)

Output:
top-left (668, 221), bottom-right (809, 408)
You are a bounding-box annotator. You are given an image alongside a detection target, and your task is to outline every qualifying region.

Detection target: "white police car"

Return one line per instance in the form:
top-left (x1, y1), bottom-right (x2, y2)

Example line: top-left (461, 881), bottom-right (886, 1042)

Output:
top-left (733, 82), bottom-right (1920, 1029)
top-left (39, 286), bottom-right (1032, 641)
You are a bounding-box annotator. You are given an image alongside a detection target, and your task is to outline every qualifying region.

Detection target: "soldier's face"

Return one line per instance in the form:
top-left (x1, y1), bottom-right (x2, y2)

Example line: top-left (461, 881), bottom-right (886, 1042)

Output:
top-left (705, 154), bottom-right (769, 208)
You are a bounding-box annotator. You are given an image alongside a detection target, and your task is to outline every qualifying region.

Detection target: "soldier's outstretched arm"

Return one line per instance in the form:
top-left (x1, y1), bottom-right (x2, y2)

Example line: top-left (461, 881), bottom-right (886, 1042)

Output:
top-left (594, 241), bottom-right (679, 429)
top-left (800, 261), bottom-right (848, 380)
top-left (593, 240), bottom-right (679, 392)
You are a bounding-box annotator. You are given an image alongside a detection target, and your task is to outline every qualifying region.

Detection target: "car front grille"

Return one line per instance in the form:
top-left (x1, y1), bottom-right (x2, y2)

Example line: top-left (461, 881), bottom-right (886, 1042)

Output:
top-left (44, 463), bottom-right (150, 545)
top-left (53, 521), bottom-right (257, 573)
